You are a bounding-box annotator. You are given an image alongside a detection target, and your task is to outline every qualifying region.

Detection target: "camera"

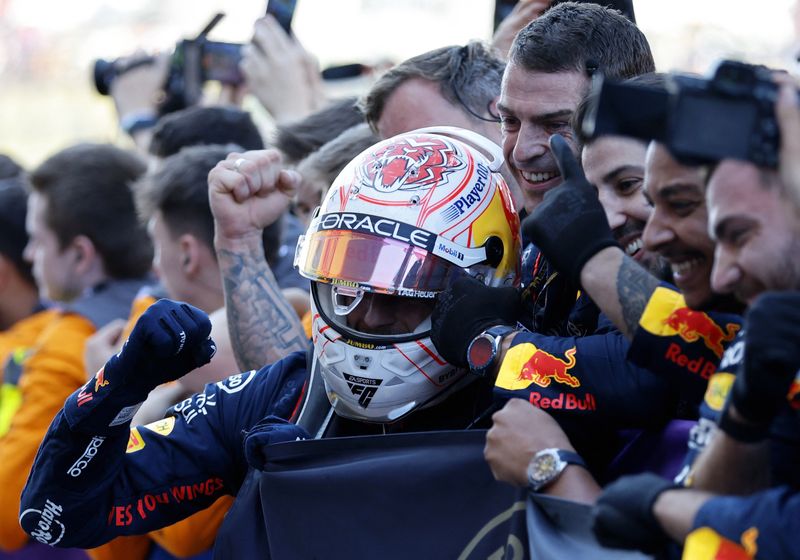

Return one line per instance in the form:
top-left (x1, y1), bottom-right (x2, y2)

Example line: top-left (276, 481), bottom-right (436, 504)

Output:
top-left (583, 60), bottom-right (784, 168)
top-left (93, 13), bottom-right (242, 115)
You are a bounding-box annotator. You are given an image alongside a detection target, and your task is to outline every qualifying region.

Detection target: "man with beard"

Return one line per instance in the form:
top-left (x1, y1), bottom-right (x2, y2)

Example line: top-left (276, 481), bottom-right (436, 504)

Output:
top-left (592, 154), bottom-right (800, 559)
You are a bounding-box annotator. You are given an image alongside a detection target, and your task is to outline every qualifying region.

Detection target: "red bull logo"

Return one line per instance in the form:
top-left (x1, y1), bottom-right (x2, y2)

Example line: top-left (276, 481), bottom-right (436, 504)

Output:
top-left (517, 346), bottom-right (579, 388)
top-left (663, 308), bottom-right (740, 358)
top-left (788, 379), bottom-right (800, 411)
top-left (94, 367), bottom-right (110, 392)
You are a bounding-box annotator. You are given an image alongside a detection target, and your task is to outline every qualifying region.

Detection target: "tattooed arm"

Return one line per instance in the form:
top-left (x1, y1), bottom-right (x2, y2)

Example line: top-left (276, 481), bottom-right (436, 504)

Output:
top-left (217, 239), bottom-right (306, 371)
top-left (209, 149), bottom-right (308, 372)
top-left (578, 247), bottom-right (659, 339)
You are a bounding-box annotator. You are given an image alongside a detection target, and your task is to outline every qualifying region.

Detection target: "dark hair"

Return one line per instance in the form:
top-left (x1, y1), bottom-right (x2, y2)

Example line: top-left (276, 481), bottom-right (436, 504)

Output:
top-left (149, 106), bottom-right (265, 158)
top-left (136, 144), bottom-right (282, 266)
top-left (0, 177), bottom-right (34, 284)
top-left (29, 143), bottom-right (152, 279)
top-left (298, 123), bottom-right (379, 189)
top-left (274, 97), bottom-right (365, 164)
top-left (510, 2), bottom-right (654, 80)
top-left (362, 41), bottom-right (505, 133)
top-left (572, 72), bottom-right (667, 145)
top-left (0, 154), bottom-right (24, 180)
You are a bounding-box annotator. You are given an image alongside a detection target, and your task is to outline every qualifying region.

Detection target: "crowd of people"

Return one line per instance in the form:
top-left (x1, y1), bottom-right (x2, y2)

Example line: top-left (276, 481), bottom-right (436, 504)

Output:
top-left (1, 1), bottom-right (799, 558)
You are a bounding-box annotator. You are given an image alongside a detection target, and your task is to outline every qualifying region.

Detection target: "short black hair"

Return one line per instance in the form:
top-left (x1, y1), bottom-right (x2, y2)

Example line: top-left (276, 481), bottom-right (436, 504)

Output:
top-left (149, 106), bottom-right (265, 158)
top-left (0, 154), bottom-right (24, 180)
top-left (137, 144), bottom-right (282, 266)
top-left (30, 143), bottom-right (152, 279)
top-left (510, 2), bottom-right (654, 79)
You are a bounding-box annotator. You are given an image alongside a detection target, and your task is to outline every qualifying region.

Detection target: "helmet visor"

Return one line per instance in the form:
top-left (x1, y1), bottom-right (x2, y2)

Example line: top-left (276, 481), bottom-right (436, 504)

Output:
top-left (296, 228), bottom-right (464, 297)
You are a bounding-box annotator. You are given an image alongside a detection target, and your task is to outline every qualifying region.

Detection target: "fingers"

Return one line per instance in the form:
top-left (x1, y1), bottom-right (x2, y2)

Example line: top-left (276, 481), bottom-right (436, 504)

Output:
top-left (549, 134), bottom-right (581, 182)
top-left (209, 149), bottom-right (286, 203)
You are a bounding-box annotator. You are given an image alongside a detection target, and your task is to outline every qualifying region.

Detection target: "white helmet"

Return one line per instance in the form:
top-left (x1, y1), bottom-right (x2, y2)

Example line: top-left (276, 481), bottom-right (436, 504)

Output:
top-left (295, 127), bottom-right (521, 423)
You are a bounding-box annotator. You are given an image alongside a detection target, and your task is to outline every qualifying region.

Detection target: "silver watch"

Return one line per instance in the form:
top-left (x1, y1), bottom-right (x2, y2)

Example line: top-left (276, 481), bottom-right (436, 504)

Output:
top-left (526, 448), bottom-right (586, 492)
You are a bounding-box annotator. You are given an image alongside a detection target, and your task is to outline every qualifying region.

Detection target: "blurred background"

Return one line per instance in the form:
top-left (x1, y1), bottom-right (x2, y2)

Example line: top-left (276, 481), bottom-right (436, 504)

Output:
top-left (1, 0), bottom-right (798, 168)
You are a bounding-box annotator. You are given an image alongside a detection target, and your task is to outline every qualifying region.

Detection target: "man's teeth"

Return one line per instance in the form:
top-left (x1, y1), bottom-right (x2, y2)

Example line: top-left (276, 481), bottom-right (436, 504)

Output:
top-left (521, 171), bottom-right (557, 183)
top-left (625, 238), bottom-right (643, 256)
top-left (671, 258), bottom-right (702, 276)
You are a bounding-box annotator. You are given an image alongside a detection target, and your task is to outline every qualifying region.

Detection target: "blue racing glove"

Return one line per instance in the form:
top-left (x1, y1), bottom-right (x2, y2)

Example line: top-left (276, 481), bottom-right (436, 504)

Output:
top-left (64, 299), bottom-right (217, 434)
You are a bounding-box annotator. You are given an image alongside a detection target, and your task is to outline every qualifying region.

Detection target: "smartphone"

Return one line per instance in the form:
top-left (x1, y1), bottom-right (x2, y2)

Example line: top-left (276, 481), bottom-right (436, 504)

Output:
top-left (267, 0), bottom-right (298, 35)
top-left (202, 41), bottom-right (244, 85)
top-left (494, 0), bottom-right (518, 30)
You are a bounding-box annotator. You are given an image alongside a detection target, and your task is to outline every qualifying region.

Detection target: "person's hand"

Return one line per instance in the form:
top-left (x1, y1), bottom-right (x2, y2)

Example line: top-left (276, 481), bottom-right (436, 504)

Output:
top-left (84, 319), bottom-right (126, 380)
top-left (592, 473), bottom-right (677, 554)
top-left (484, 398), bottom-right (573, 486)
top-left (522, 134), bottom-right (617, 286)
top-left (209, 149), bottom-right (301, 243)
top-left (64, 300), bottom-right (216, 434)
top-left (721, 292), bottom-right (800, 440)
top-left (109, 51), bottom-right (169, 122)
top-left (430, 276), bottom-right (521, 368)
top-left (491, 0), bottom-right (551, 59)
top-left (241, 16), bottom-right (324, 124)
top-left (776, 79), bottom-right (800, 209)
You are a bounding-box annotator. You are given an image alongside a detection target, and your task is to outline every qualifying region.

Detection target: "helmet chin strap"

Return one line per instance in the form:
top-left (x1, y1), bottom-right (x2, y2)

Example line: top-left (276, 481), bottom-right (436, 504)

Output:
top-left (295, 353), bottom-right (334, 439)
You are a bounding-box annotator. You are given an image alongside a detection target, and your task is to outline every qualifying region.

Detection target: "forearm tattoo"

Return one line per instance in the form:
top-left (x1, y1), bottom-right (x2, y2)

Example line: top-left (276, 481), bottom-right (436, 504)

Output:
top-left (218, 248), bottom-right (308, 372)
top-left (616, 256), bottom-right (659, 338)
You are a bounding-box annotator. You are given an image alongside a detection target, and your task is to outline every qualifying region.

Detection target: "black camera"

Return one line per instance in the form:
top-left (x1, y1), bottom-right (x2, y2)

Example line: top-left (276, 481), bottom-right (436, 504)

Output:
top-left (583, 60), bottom-right (784, 168)
top-left (93, 13), bottom-right (242, 115)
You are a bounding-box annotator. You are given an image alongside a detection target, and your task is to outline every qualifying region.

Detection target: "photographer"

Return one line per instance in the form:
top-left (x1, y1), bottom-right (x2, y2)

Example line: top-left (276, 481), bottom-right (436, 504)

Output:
top-left (586, 71), bottom-right (800, 558)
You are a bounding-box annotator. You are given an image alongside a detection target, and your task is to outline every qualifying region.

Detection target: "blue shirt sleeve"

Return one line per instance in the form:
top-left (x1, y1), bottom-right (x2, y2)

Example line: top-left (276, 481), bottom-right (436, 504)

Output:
top-left (19, 351), bottom-right (307, 549)
top-left (692, 486), bottom-right (800, 559)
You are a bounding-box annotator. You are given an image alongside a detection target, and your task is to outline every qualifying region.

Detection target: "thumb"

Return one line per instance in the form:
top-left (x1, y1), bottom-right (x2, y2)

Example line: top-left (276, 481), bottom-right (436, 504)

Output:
top-left (549, 134), bottom-right (581, 183)
top-left (277, 169), bottom-right (302, 197)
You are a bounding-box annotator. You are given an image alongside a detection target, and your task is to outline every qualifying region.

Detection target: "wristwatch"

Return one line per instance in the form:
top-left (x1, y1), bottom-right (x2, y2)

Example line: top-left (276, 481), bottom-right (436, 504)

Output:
top-left (466, 325), bottom-right (516, 377)
top-left (527, 448), bottom-right (586, 492)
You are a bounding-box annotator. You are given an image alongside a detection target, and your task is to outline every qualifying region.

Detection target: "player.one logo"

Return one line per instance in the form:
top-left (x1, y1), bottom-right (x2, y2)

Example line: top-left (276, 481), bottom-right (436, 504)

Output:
top-left (20, 499), bottom-right (65, 545)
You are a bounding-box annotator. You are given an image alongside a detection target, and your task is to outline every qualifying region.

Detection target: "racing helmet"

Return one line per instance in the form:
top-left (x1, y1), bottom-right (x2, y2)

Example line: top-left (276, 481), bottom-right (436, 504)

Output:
top-left (295, 127), bottom-right (521, 423)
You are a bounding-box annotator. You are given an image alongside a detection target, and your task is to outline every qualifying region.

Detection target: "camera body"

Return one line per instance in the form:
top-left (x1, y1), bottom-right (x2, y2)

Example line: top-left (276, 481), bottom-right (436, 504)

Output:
top-left (584, 60), bottom-right (783, 168)
top-left (93, 14), bottom-right (242, 115)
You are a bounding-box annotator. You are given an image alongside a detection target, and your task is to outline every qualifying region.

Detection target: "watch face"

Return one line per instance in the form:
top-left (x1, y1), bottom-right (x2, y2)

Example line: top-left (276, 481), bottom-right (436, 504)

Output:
top-left (527, 449), bottom-right (564, 490)
top-left (467, 334), bottom-right (495, 369)
top-left (529, 453), bottom-right (558, 484)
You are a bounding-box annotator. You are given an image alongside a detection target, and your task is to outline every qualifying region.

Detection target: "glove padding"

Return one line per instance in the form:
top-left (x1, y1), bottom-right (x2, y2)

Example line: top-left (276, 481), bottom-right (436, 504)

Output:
top-left (522, 134), bottom-right (618, 286)
top-left (65, 299), bottom-right (217, 434)
top-left (725, 292), bottom-right (800, 433)
top-left (431, 276), bottom-right (521, 368)
top-left (244, 416), bottom-right (311, 470)
top-left (592, 473), bottom-right (677, 554)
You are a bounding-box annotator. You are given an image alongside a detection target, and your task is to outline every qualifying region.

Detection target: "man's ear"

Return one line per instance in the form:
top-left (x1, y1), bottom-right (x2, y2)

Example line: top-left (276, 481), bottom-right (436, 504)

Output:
top-left (71, 235), bottom-right (98, 275)
top-left (178, 234), bottom-right (204, 277)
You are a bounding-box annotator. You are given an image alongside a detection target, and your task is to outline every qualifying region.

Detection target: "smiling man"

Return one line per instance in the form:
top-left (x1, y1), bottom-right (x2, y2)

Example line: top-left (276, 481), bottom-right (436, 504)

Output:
top-left (499, 1), bottom-right (654, 213)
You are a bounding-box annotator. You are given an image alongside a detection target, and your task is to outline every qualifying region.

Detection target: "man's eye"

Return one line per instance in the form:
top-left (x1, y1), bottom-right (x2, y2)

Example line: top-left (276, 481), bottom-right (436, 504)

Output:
top-left (617, 178), bottom-right (643, 195)
top-left (500, 116), bottom-right (519, 130)
top-left (667, 199), bottom-right (700, 215)
top-left (546, 121), bottom-right (570, 132)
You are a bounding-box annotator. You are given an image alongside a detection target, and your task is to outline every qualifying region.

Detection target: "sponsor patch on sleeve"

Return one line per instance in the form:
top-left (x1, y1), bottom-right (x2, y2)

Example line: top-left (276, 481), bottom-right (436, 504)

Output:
top-left (143, 416), bottom-right (176, 436)
top-left (126, 427), bottom-right (145, 453)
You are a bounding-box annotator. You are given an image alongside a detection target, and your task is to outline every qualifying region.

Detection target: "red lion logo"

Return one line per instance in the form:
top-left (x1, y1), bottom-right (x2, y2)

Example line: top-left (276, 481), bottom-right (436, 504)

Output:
top-left (358, 137), bottom-right (464, 193)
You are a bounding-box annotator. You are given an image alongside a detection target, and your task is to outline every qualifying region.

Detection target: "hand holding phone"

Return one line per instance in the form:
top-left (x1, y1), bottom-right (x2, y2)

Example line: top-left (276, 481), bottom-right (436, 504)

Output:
top-left (267, 0), bottom-right (297, 35)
